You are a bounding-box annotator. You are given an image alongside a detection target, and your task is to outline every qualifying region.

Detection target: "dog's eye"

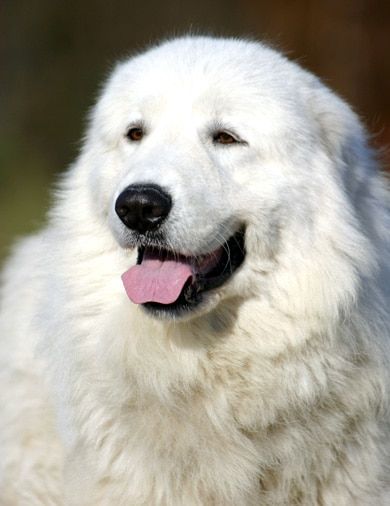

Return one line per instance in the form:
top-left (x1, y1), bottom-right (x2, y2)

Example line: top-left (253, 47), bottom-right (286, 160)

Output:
top-left (126, 127), bottom-right (144, 142)
top-left (213, 131), bottom-right (238, 145)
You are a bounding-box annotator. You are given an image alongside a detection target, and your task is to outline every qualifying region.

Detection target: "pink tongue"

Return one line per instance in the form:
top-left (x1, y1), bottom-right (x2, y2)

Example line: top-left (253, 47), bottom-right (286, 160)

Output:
top-left (121, 257), bottom-right (193, 305)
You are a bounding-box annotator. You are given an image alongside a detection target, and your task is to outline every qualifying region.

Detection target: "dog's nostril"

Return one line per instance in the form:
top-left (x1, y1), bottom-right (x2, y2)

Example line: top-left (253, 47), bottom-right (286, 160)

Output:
top-left (115, 184), bottom-right (172, 233)
top-left (117, 206), bottom-right (129, 218)
top-left (145, 205), bottom-right (165, 218)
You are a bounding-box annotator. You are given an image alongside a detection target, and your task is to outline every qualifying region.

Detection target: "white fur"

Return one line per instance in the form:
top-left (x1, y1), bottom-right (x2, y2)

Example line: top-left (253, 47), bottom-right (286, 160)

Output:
top-left (1, 36), bottom-right (390, 505)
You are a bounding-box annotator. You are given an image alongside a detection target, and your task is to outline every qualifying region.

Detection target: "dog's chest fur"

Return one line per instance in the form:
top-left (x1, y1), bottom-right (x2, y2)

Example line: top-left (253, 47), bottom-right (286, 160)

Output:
top-left (61, 300), bottom-right (385, 505)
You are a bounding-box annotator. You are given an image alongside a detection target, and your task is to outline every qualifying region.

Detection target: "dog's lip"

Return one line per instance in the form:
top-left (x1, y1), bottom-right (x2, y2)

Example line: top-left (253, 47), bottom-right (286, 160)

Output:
top-left (137, 243), bottom-right (225, 275)
top-left (120, 243), bottom-right (226, 305)
top-left (137, 227), bottom-right (246, 316)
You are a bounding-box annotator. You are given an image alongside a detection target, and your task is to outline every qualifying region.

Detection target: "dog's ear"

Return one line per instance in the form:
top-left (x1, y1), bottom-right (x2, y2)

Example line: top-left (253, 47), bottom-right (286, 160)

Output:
top-left (311, 84), bottom-right (380, 205)
top-left (310, 84), bottom-right (390, 281)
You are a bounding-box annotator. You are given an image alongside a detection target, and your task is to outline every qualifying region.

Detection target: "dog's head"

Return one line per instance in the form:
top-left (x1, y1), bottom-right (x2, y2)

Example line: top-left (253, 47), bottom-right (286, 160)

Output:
top-left (77, 36), bottom-right (377, 321)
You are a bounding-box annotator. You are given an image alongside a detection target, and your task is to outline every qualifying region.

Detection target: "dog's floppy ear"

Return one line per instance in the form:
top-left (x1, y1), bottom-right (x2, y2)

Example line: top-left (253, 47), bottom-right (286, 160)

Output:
top-left (311, 84), bottom-right (380, 205)
top-left (310, 84), bottom-right (390, 286)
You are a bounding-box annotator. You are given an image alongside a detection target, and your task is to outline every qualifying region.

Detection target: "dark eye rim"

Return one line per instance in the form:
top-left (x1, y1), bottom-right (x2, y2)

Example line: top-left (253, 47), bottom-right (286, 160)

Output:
top-left (212, 130), bottom-right (247, 146)
top-left (125, 126), bottom-right (144, 142)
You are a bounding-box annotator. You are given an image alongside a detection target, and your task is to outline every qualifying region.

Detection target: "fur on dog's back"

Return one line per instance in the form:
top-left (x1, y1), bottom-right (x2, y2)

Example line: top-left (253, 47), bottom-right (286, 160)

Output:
top-left (0, 36), bottom-right (390, 505)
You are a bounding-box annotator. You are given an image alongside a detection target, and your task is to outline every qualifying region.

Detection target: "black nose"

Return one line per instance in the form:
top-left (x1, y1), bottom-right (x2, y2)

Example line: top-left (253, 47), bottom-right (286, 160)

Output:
top-left (115, 184), bottom-right (172, 233)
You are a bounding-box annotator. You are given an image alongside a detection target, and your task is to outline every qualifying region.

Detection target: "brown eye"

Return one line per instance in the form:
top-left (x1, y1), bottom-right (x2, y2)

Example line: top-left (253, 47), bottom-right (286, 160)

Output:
top-left (126, 127), bottom-right (144, 141)
top-left (213, 131), bottom-right (237, 145)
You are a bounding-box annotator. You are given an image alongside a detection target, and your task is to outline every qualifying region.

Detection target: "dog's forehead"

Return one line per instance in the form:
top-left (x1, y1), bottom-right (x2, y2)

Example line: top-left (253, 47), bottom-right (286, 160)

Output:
top-left (108, 37), bottom-right (310, 110)
top-left (93, 37), bottom-right (318, 143)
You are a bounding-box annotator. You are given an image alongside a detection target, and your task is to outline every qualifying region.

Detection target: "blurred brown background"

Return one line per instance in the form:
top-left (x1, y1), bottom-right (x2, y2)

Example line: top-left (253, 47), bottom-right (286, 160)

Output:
top-left (1, 0), bottom-right (389, 263)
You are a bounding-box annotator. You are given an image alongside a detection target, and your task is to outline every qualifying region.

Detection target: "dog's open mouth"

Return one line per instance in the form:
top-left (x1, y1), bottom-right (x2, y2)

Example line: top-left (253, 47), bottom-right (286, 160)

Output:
top-left (121, 229), bottom-right (246, 316)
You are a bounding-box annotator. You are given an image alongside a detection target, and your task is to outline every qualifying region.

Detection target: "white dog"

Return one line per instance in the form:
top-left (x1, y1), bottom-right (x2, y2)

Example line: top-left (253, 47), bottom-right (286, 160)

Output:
top-left (0, 36), bottom-right (389, 505)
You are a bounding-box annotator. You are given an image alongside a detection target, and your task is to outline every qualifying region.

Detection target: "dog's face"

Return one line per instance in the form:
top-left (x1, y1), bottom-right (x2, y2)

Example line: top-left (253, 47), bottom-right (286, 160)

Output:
top-left (82, 37), bottom-right (369, 320)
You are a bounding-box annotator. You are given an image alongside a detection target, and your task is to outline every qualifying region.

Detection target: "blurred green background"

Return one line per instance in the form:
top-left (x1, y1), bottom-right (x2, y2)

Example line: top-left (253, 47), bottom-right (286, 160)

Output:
top-left (1, 0), bottom-right (389, 264)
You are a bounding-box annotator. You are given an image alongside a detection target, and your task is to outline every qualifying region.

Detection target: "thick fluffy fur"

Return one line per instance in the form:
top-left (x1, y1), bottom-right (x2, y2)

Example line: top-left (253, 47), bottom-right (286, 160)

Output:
top-left (1, 36), bottom-right (390, 505)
